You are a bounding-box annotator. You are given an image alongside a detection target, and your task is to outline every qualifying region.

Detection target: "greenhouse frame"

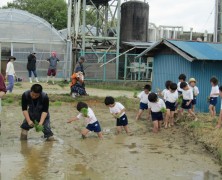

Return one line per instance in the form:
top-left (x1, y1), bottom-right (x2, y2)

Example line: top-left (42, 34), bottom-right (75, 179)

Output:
top-left (0, 8), bottom-right (72, 81)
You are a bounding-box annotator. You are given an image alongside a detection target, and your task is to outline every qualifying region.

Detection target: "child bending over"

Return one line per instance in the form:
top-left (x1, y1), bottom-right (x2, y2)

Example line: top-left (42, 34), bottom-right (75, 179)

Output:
top-left (136, 84), bottom-right (151, 121)
top-left (67, 102), bottom-right (103, 139)
top-left (148, 93), bottom-right (166, 133)
top-left (104, 96), bottom-right (131, 135)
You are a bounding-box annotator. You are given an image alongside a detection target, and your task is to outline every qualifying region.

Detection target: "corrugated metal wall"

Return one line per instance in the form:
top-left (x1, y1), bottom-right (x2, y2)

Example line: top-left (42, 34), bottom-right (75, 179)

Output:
top-left (152, 54), bottom-right (222, 113)
top-left (152, 54), bottom-right (191, 91)
top-left (191, 61), bottom-right (222, 112)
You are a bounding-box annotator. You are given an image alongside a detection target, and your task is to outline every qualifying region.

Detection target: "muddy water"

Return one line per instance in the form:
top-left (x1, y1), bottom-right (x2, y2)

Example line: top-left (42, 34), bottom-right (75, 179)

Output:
top-left (1, 104), bottom-right (222, 180)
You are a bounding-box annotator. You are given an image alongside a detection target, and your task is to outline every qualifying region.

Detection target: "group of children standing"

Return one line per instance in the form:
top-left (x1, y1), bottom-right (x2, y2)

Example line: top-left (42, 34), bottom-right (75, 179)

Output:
top-left (67, 73), bottom-right (222, 139)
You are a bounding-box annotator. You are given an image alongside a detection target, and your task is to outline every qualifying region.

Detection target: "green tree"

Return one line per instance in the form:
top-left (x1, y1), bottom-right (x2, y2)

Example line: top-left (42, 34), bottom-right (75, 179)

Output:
top-left (3, 0), bottom-right (67, 30)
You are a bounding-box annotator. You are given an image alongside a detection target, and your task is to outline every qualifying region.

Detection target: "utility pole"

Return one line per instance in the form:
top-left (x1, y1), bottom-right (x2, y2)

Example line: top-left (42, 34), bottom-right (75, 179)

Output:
top-left (214, 0), bottom-right (222, 42)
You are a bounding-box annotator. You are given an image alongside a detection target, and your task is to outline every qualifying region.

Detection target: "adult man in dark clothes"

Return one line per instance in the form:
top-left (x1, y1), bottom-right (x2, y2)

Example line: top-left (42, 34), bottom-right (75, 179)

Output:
top-left (74, 56), bottom-right (85, 75)
top-left (20, 84), bottom-right (54, 141)
top-left (27, 51), bottom-right (39, 83)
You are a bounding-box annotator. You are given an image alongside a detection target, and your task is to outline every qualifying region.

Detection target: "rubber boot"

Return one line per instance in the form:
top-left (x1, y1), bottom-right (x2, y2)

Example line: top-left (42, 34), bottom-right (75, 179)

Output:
top-left (52, 76), bottom-right (55, 84)
top-left (29, 78), bottom-right (32, 83)
top-left (35, 77), bottom-right (39, 82)
top-left (20, 129), bottom-right (28, 140)
top-left (46, 76), bottom-right (50, 83)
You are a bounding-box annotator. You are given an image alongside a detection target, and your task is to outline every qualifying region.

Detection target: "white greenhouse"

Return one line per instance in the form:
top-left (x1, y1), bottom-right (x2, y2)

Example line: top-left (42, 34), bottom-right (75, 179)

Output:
top-left (0, 8), bottom-right (72, 81)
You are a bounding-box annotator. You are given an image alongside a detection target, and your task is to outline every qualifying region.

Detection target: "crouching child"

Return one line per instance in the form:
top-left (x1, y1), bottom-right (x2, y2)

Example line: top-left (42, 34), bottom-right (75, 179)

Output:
top-left (67, 102), bottom-right (103, 139)
top-left (148, 93), bottom-right (166, 133)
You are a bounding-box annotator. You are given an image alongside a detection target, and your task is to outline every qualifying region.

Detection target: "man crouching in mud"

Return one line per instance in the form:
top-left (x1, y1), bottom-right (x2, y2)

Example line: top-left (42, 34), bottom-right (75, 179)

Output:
top-left (20, 84), bottom-right (54, 141)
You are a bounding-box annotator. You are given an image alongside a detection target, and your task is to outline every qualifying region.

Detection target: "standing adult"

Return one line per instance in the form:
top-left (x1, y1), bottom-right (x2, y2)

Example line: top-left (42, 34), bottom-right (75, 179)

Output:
top-left (5, 56), bottom-right (16, 93)
top-left (46, 51), bottom-right (60, 84)
top-left (0, 73), bottom-right (7, 113)
top-left (27, 51), bottom-right (39, 83)
top-left (20, 84), bottom-right (54, 141)
top-left (74, 56), bottom-right (85, 75)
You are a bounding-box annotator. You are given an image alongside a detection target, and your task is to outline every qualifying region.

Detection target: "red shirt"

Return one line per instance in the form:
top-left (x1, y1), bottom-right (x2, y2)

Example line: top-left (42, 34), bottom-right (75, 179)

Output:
top-left (0, 73), bottom-right (6, 93)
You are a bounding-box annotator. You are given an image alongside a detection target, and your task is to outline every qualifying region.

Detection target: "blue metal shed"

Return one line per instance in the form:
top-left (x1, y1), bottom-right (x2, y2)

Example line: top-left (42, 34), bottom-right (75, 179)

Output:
top-left (136, 39), bottom-right (222, 112)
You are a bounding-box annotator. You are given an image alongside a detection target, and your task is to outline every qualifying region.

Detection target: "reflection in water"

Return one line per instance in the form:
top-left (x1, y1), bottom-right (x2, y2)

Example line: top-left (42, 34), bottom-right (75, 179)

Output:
top-left (192, 171), bottom-right (219, 180)
top-left (17, 141), bottom-right (53, 179)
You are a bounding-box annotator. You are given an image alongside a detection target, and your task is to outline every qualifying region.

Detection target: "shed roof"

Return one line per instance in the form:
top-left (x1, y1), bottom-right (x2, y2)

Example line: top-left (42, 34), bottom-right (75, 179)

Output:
top-left (122, 41), bottom-right (154, 49)
top-left (136, 39), bottom-right (222, 61)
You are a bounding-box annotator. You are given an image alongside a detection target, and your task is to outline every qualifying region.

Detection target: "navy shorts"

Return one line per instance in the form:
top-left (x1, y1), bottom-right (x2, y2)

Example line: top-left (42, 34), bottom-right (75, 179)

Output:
top-left (86, 121), bottom-right (101, 132)
top-left (116, 114), bottom-right (128, 126)
top-left (191, 97), bottom-right (197, 105)
top-left (182, 100), bottom-right (192, 109)
top-left (165, 101), bottom-right (176, 111)
top-left (151, 112), bottom-right (163, 121)
top-left (210, 97), bottom-right (218, 106)
top-left (140, 102), bottom-right (148, 110)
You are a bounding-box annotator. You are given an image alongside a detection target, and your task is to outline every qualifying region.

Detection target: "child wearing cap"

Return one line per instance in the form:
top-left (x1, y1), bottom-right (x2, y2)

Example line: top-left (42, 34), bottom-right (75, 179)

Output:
top-left (189, 78), bottom-right (199, 113)
top-left (148, 93), bottom-right (166, 133)
top-left (164, 83), bottom-right (178, 128)
top-left (136, 84), bottom-right (151, 121)
top-left (216, 86), bottom-right (222, 128)
top-left (67, 102), bottom-right (103, 139)
top-left (180, 82), bottom-right (197, 120)
top-left (209, 77), bottom-right (220, 118)
top-left (5, 56), bottom-right (16, 93)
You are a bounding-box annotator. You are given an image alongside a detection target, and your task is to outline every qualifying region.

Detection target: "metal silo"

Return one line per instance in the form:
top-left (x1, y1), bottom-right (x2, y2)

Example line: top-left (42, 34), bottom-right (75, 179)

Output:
top-left (120, 1), bottom-right (149, 43)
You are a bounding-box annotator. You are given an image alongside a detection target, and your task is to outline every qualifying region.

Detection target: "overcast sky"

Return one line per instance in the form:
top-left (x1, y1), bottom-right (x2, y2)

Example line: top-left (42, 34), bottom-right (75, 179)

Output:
top-left (0, 0), bottom-right (215, 33)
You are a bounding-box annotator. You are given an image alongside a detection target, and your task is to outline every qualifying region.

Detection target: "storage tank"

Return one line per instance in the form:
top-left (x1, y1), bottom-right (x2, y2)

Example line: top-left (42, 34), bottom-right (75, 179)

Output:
top-left (120, 1), bottom-right (149, 43)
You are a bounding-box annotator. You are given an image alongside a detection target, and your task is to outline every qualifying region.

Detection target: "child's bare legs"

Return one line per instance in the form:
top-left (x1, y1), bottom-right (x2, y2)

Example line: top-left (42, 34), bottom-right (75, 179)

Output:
top-left (188, 109), bottom-right (196, 120)
top-left (191, 104), bottom-right (195, 113)
top-left (165, 109), bottom-right (170, 128)
top-left (158, 121), bottom-right (162, 131)
top-left (81, 129), bottom-right (90, 138)
top-left (152, 121), bottom-right (159, 133)
top-left (209, 105), bottom-right (216, 117)
top-left (116, 126), bottom-right (122, 134)
top-left (123, 125), bottom-right (132, 135)
top-left (170, 111), bottom-right (175, 126)
top-left (136, 109), bottom-right (143, 120)
top-left (97, 132), bottom-right (103, 139)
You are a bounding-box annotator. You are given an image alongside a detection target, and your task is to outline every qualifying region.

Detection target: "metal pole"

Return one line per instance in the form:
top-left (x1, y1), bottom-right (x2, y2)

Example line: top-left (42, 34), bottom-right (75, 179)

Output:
top-left (124, 54), bottom-right (127, 80)
top-left (103, 54), bottom-right (106, 81)
top-left (190, 28), bottom-right (193, 41)
top-left (214, 0), bottom-right (219, 42)
top-left (116, 0), bottom-right (121, 80)
top-left (82, 0), bottom-right (86, 55)
top-left (67, 0), bottom-right (72, 40)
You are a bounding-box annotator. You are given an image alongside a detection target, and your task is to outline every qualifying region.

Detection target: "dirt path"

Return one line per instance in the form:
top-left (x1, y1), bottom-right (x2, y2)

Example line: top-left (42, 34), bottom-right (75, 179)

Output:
top-left (1, 102), bottom-right (222, 180)
top-left (12, 82), bottom-right (134, 98)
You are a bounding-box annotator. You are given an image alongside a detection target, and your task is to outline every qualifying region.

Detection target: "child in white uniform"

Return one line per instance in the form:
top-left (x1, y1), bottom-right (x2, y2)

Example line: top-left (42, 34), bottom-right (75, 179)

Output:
top-left (67, 102), bottom-right (103, 139)
top-left (148, 93), bottom-right (166, 133)
top-left (164, 83), bottom-right (178, 128)
top-left (177, 74), bottom-right (186, 95)
top-left (189, 78), bottom-right (199, 113)
top-left (105, 96), bottom-right (130, 135)
top-left (180, 82), bottom-right (197, 120)
top-left (216, 86), bottom-right (222, 128)
top-left (136, 84), bottom-right (151, 121)
top-left (158, 80), bottom-right (172, 100)
top-left (209, 77), bottom-right (219, 118)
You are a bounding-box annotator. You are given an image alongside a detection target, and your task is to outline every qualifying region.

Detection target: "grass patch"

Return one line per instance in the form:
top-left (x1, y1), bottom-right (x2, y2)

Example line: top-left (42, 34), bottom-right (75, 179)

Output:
top-left (188, 121), bottom-right (202, 129)
top-left (56, 80), bottom-right (69, 88)
top-left (51, 101), bottom-right (62, 106)
top-left (14, 82), bottom-right (22, 87)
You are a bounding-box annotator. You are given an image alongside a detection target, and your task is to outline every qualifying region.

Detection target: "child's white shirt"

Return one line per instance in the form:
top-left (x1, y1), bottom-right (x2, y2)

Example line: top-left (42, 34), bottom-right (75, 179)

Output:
top-left (109, 102), bottom-right (125, 117)
top-left (182, 88), bottom-right (193, 100)
top-left (189, 85), bottom-right (199, 97)
top-left (148, 98), bottom-right (166, 112)
top-left (161, 89), bottom-right (168, 98)
top-left (177, 82), bottom-right (182, 92)
top-left (6, 62), bottom-right (15, 76)
top-left (77, 107), bottom-right (98, 125)
top-left (164, 90), bottom-right (178, 103)
top-left (138, 91), bottom-right (149, 104)
top-left (210, 85), bottom-right (219, 97)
